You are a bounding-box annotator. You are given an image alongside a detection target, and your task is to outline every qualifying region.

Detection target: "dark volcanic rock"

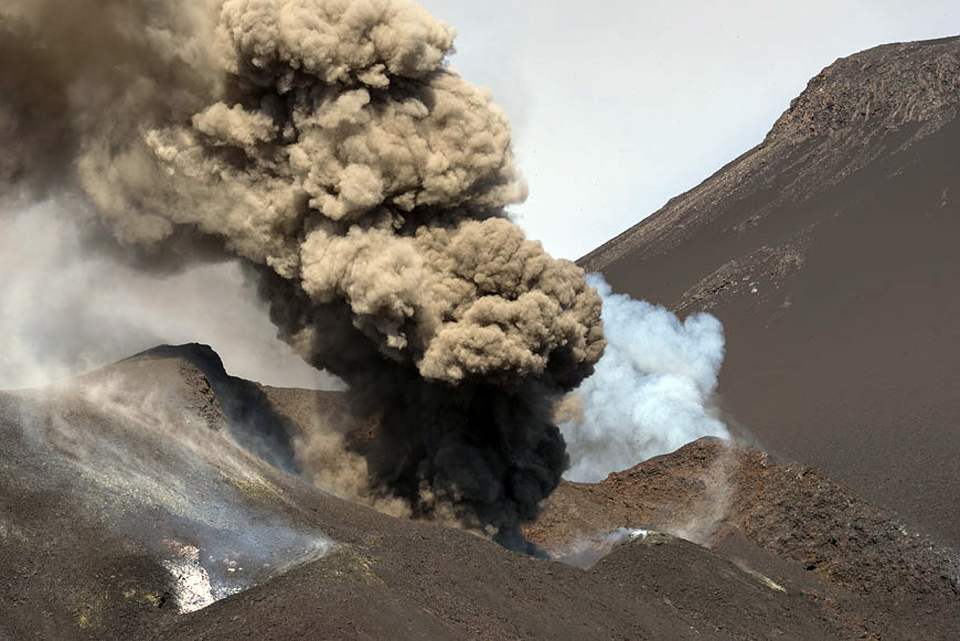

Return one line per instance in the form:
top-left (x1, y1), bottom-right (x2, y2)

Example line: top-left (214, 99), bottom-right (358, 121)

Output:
top-left (579, 36), bottom-right (960, 548)
top-left (0, 351), bottom-right (340, 640)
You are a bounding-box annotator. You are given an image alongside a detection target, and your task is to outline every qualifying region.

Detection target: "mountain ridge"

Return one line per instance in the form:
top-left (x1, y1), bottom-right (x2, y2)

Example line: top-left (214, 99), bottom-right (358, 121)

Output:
top-left (579, 35), bottom-right (960, 274)
top-left (577, 34), bottom-right (960, 548)
top-left (0, 345), bottom-right (889, 640)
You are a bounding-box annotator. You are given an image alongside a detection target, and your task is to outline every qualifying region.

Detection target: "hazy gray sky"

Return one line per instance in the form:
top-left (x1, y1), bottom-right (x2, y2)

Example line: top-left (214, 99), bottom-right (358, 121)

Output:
top-left (419, 0), bottom-right (960, 259)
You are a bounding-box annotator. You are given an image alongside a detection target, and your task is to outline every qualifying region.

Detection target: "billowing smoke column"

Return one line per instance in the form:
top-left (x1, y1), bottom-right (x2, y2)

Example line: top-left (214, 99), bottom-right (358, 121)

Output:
top-left (560, 275), bottom-right (729, 482)
top-left (0, 0), bottom-right (604, 549)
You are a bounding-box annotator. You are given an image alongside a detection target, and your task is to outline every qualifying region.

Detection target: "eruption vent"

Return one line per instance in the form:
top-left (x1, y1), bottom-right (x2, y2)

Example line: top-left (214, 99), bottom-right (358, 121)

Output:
top-left (0, 0), bottom-right (604, 548)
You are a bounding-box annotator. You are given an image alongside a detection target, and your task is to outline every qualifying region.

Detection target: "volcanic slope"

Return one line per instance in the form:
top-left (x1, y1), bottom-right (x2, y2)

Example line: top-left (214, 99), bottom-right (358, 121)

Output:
top-left (580, 36), bottom-right (960, 547)
top-left (1, 344), bottom-right (863, 640)
top-left (526, 438), bottom-right (960, 640)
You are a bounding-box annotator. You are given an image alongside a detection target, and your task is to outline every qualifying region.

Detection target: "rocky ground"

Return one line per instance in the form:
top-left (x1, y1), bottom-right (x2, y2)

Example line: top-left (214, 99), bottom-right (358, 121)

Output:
top-left (4, 34), bottom-right (960, 640)
top-left (527, 438), bottom-right (960, 639)
top-left (0, 347), bottom-right (878, 640)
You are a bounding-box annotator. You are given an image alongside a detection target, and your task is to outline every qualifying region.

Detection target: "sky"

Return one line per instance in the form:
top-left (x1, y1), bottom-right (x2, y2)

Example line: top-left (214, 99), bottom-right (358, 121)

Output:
top-left (419, 0), bottom-right (960, 260)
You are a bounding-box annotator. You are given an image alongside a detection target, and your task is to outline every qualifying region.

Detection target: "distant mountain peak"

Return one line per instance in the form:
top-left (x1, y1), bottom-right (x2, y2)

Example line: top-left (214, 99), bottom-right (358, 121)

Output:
top-left (769, 36), bottom-right (960, 143)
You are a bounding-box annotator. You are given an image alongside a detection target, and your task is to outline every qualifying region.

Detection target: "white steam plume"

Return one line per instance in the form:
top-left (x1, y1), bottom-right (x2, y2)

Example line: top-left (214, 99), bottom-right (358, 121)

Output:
top-left (560, 274), bottom-right (730, 482)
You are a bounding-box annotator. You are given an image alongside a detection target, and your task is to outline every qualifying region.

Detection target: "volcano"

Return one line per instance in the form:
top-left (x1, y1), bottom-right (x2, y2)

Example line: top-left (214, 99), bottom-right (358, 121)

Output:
top-left (3, 30), bottom-right (960, 641)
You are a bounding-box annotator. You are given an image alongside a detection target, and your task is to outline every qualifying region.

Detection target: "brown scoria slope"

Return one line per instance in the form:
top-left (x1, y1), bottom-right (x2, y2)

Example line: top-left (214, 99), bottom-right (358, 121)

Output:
top-left (580, 35), bottom-right (960, 547)
top-left (0, 345), bottom-right (866, 640)
top-left (526, 437), bottom-right (960, 639)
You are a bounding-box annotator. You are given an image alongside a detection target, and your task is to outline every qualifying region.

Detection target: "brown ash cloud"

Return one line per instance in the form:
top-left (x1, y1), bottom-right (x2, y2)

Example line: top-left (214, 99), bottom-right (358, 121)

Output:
top-left (0, 0), bottom-right (604, 550)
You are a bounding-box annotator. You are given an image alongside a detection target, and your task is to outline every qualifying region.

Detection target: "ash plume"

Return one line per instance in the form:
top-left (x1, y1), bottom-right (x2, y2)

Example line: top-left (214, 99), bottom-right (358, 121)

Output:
top-left (0, 0), bottom-right (604, 549)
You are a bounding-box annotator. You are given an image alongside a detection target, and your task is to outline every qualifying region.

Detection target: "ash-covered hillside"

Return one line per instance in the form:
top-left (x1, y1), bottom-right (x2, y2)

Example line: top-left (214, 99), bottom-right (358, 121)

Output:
top-left (2, 345), bottom-right (957, 640)
top-left (582, 35), bottom-right (960, 548)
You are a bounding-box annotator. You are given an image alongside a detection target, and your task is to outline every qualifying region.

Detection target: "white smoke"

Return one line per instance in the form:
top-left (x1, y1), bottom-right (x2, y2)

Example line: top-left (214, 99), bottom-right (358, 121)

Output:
top-left (0, 199), bottom-right (339, 390)
top-left (552, 528), bottom-right (652, 569)
top-left (560, 274), bottom-right (730, 481)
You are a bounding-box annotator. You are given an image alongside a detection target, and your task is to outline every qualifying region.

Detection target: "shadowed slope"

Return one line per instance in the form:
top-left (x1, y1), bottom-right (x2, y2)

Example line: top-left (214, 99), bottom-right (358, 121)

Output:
top-left (0, 354), bottom-right (332, 639)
